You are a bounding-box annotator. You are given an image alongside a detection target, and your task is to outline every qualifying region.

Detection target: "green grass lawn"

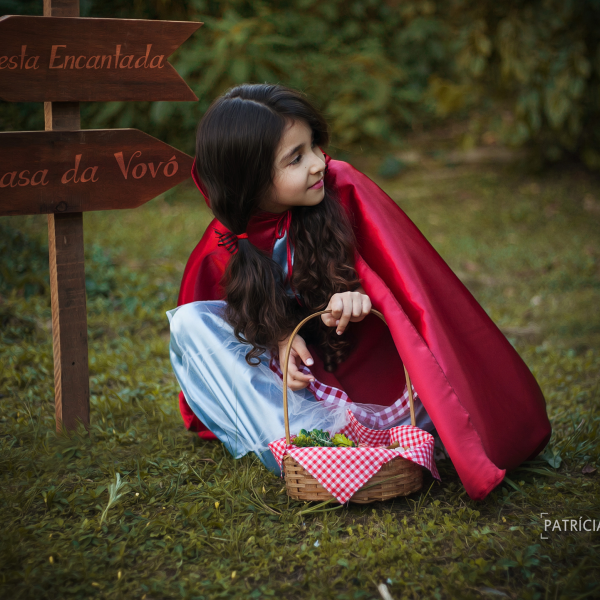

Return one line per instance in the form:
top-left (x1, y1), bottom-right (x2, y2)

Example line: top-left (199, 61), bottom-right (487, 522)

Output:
top-left (1, 156), bottom-right (599, 599)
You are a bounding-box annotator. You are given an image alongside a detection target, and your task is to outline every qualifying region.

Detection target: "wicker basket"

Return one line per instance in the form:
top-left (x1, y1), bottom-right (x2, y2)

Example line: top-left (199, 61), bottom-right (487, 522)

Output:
top-left (281, 308), bottom-right (423, 504)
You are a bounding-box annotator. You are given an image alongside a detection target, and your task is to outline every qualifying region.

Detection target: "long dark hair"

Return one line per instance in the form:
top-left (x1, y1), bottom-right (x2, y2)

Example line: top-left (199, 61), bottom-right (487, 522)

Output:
top-left (195, 84), bottom-right (361, 370)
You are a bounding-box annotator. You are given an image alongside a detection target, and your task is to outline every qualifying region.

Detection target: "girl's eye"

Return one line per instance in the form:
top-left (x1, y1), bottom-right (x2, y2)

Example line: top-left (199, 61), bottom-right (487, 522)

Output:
top-left (290, 154), bottom-right (302, 166)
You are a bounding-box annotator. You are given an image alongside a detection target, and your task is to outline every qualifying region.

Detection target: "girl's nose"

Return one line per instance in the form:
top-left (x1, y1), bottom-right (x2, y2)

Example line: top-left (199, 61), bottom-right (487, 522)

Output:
top-left (310, 153), bottom-right (326, 174)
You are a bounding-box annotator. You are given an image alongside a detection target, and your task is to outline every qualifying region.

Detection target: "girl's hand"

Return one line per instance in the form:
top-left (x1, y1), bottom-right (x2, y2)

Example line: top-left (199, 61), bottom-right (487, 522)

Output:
top-left (321, 286), bottom-right (372, 335)
top-left (277, 333), bottom-right (315, 391)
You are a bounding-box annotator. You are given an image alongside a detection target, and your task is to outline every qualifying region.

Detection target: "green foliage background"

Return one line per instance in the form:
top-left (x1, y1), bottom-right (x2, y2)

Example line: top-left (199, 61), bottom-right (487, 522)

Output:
top-left (1, 0), bottom-right (599, 165)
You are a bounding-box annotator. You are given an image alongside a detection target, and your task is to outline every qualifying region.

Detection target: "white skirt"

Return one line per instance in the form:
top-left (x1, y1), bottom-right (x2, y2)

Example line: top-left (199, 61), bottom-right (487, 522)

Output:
top-left (167, 300), bottom-right (433, 473)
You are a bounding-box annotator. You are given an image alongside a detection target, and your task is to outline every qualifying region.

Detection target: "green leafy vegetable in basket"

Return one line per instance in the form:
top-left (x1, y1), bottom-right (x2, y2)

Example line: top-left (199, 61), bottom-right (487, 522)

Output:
top-left (292, 429), bottom-right (357, 448)
top-left (331, 433), bottom-right (356, 447)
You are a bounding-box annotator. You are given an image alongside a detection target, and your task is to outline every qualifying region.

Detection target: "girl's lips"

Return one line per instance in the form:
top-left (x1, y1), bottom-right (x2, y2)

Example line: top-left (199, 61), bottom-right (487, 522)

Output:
top-left (308, 178), bottom-right (324, 190)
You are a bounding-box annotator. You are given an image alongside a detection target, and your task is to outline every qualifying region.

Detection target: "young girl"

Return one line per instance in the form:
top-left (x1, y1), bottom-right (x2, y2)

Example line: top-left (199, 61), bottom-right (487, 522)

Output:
top-left (167, 84), bottom-right (551, 500)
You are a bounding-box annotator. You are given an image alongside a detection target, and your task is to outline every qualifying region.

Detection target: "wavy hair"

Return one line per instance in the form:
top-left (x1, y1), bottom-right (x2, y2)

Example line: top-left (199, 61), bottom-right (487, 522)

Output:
top-left (195, 84), bottom-right (361, 370)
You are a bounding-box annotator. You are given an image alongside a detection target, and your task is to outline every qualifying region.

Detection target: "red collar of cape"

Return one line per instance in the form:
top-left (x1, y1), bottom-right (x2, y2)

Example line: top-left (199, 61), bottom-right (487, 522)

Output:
top-left (177, 155), bottom-right (551, 501)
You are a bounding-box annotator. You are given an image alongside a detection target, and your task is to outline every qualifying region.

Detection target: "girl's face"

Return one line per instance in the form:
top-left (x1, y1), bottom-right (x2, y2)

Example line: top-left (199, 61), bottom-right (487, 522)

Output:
top-left (260, 119), bottom-right (326, 213)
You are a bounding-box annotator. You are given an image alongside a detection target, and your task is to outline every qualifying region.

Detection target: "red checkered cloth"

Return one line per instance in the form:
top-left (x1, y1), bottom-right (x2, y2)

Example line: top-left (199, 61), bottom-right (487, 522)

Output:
top-left (269, 357), bottom-right (417, 429)
top-left (268, 411), bottom-right (440, 504)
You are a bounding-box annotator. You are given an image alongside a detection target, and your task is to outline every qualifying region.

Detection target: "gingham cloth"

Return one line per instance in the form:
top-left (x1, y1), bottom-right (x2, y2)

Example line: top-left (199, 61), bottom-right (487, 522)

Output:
top-left (269, 357), bottom-right (417, 429)
top-left (269, 411), bottom-right (440, 504)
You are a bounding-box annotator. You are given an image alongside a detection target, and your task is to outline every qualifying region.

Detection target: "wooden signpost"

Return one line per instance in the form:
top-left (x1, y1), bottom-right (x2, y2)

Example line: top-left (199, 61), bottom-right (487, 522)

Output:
top-left (0, 0), bottom-right (201, 432)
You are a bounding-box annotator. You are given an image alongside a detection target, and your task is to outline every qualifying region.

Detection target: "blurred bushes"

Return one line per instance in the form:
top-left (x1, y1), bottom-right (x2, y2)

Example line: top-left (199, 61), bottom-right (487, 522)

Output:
top-left (0, 223), bottom-right (49, 298)
top-left (0, 222), bottom-right (117, 300)
top-left (1, 0), bottom-right (599, 166)
top-left (431, 0), bottom-right (600, 168)
top-left (78, 0), bottom-right (450, 154)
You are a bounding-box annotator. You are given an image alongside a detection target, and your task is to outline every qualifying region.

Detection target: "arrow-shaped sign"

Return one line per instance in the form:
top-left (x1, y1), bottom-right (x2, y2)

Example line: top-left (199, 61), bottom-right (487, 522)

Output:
top-left (0, 129), bottom-right (193, 216)
top-left (0, 16), bottom-right (201, 102)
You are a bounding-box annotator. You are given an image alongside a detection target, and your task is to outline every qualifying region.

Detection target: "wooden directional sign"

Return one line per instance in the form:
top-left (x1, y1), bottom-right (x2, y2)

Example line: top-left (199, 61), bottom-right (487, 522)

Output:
top-left (1, 0), bottom-right (200, 433)
top-left (0, 129), bottom-right (193, 216)
top-left (0, 15), bottom-right (202, 102)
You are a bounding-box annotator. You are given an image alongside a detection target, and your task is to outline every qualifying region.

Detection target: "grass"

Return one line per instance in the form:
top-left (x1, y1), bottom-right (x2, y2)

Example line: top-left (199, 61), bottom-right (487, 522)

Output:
top-left (1, 153), bottom-right (599, 599)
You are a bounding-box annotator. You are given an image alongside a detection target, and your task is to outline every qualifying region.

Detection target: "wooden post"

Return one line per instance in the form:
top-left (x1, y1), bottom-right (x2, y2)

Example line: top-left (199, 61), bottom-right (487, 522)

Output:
top-left (44, 0), bottom-right (89, 432)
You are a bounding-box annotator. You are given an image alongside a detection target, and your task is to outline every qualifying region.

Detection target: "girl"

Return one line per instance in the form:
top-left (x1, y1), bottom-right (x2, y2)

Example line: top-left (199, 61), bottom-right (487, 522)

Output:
top-left (167, 84), bottom-right (551, 500)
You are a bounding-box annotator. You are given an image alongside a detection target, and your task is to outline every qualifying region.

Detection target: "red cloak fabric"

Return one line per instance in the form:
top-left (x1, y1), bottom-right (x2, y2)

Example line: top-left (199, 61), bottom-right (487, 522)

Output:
top-left (176, 157), bottom-right (551, 500)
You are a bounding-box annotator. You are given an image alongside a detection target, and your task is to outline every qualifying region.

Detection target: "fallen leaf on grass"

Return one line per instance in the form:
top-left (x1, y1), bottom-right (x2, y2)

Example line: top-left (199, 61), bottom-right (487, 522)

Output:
top-left (582, 464), bottom-right (597, 475)
top-left (377, 583), bottom-right (394, 600)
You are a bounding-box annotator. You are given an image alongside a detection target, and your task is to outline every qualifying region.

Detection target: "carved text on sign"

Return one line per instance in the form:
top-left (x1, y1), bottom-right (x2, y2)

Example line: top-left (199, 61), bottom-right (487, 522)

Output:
top-left (0, 129), bottom-right (194, 216)
top-left (1, 44), bottom-right (168, 71)
top-left (0, 170), bottom-right (49, 187)
top-left (0, 46), bottom-right (40, 69)
top-left (0, 151), bottom-right (181, 189)
top-left (0, 16), bottom-right (202, 101)
top-left (47, 44), bottom-right (165, 70)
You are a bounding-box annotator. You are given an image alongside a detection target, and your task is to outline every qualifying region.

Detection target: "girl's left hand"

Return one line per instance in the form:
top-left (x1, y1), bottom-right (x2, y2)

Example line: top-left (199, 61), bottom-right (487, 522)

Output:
top-left (277, 333), bottom-right (315, 391)
top-left (321, 287), bottom-right (372, 335)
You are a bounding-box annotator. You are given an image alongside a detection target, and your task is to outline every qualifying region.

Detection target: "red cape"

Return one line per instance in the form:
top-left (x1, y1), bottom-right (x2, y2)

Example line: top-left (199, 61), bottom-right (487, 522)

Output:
top-left (176, 157), bottom-right (551, 500)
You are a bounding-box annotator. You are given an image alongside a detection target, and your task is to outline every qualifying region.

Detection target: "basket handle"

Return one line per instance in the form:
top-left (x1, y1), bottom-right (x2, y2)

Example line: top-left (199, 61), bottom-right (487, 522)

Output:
top-left (282, 308), bottom-right (416, 444)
